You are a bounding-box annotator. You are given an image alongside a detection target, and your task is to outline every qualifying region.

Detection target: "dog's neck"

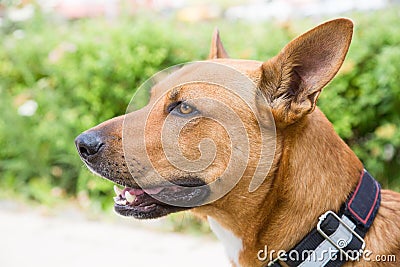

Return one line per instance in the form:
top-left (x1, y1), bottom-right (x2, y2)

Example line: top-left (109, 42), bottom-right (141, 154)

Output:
top-left (258, 108), bottom-right (363, 247)
top-left (195, 108), bottom-right (363, 266)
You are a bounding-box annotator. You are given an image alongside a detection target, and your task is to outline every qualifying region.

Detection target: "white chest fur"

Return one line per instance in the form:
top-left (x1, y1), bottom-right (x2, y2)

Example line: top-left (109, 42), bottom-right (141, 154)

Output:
top-left (207, 216), bottom-right (243, 266)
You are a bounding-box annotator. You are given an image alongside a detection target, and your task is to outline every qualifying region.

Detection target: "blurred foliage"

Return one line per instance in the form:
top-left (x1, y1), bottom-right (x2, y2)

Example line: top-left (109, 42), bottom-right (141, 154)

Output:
top-left (0, 13), bottom-right (201, 210)
top-left (1, 8), bottom-right (400, 231)
top-left (318, 11), bottom-right (400, 189)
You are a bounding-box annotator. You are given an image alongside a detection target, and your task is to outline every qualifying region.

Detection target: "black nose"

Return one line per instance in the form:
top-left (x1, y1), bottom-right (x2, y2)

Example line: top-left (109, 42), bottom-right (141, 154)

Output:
top-left (75, 131), bottom-right (104, 160)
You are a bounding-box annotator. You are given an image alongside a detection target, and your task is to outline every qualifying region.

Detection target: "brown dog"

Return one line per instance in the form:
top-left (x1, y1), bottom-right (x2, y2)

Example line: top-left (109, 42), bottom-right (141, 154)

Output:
top-left (75, 19), bottom-right (400, 266)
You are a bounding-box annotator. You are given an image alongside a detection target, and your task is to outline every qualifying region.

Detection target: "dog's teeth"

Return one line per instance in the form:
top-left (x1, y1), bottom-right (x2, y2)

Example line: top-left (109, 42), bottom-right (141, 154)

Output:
top-left (125, 191), bottom-right (136, 203)
top-left (113, 185), bottom-right (122, 196)
top-left (115, 199), bottom-right (127, 205)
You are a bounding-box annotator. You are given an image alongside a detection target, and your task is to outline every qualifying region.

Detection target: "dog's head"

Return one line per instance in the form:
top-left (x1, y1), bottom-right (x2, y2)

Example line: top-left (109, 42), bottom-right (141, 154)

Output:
top-left (75, 19), bottom-right (353, 219)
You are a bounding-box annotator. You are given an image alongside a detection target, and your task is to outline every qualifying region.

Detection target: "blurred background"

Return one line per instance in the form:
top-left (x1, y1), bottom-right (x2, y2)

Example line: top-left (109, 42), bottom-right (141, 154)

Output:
top-left (1, 0), bottom-right (400, 266)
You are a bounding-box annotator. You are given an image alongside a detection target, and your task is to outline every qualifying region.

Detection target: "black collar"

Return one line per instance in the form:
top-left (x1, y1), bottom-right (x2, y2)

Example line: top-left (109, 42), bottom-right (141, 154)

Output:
top-left (267, 169), bottom-right (381, 267)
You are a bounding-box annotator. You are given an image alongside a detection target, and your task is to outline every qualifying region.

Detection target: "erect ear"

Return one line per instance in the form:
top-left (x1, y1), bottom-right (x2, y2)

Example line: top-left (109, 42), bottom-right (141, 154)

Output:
top-left (258, 18), bottom-right (353, 126)
top-left (208, 28), bottom-right (229, 59)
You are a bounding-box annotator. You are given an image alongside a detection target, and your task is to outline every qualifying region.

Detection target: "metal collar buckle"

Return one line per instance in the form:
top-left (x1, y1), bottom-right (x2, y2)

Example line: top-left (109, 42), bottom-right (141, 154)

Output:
top-left (317, 211), bottom-right (366, 261)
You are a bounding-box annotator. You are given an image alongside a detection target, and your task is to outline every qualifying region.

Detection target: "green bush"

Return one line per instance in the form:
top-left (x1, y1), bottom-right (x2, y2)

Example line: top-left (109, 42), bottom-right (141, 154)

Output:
top-left (318, 11), bottom-right (400, 189)
top-left (0, 14), bottom-right (201, 208)
top-left (1, 9), bottom-right (399, 218)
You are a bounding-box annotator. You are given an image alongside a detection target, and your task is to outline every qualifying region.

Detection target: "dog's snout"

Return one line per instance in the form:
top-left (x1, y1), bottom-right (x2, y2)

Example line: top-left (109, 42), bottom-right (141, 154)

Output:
top-left (75, 131), bottom-right (104, 160)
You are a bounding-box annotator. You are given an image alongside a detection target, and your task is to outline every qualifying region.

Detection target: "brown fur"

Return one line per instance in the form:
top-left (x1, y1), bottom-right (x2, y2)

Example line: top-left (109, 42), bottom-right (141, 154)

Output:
top-left (77, 19), bottom-right (400, 266)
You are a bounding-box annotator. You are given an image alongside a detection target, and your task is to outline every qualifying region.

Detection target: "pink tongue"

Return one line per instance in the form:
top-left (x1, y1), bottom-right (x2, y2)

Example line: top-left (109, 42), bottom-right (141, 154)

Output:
top-left (122, 188), bottom-right (144, 196)
top-left (143, 187), bottom-right (164, 195)
top-left (124, 187), bottom-right (163, 196)
top-left (129, 188), bottom-right (145, 196)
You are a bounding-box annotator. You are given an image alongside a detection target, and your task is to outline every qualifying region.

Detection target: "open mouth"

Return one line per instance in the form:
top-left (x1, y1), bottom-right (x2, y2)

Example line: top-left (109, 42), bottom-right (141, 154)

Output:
top-left (112, 181), bottom-right (209, 219)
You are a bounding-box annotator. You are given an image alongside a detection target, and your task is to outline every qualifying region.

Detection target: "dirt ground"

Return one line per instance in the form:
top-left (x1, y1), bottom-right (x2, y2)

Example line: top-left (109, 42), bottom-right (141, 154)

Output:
top-left (0, 200), bottom-right (229, 267)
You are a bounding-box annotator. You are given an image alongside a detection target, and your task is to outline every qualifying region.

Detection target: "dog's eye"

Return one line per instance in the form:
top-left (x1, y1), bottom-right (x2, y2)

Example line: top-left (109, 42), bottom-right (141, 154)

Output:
top-left (167, 101), bottom-right (196, 116)
top-left (179, 103), bottom-right (193, 114)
